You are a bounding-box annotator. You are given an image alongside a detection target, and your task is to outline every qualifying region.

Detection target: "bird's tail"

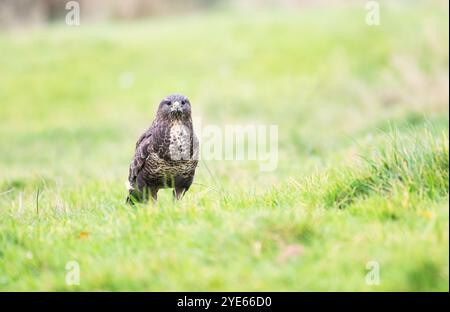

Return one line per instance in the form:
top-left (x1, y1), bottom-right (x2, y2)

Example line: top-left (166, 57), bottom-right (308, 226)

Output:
top-left (126, 188), bottom-right (143, 205)
top-left (125, 194), bottom-right (134, 205)
top-left (125, 180), bottom-right (138, 205)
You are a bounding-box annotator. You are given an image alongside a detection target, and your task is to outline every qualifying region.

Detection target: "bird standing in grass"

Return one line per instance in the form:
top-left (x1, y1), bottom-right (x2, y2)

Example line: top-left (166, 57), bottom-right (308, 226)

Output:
top-left (127, 94), bottom-right (198, 203)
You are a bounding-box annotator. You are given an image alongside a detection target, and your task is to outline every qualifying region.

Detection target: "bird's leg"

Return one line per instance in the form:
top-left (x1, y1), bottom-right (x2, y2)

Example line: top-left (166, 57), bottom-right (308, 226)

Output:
top-left (140, 186), bottom-right (158, 203)
top-left (150, 188), bottom-right (158, 203)
top-left (173, 175), bottom-right (193, 201)
top-left (173, 187), bottom-right (186, 201)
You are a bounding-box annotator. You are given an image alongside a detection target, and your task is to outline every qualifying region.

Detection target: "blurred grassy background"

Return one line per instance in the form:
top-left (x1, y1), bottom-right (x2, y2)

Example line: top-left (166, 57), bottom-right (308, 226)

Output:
top-left (0, 1), bottom-right (448, 291)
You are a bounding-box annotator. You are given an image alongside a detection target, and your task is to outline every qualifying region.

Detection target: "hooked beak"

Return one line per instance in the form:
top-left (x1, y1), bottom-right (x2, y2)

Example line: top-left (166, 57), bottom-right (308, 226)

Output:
top-left (170, 101), bottom-right (182, 117)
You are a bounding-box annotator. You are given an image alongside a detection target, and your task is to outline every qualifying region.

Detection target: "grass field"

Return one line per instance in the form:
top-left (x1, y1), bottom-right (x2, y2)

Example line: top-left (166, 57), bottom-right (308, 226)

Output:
top-left (0, 3), bottom-right (449, 291)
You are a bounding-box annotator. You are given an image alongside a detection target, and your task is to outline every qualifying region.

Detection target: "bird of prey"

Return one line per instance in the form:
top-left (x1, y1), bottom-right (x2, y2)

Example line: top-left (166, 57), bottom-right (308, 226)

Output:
top-left (127, 94), bottom-right (198, 203)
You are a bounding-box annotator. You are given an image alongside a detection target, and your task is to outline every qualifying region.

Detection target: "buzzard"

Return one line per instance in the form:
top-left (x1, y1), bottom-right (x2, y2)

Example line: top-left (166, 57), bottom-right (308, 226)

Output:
top-left (126, 94), bottom-right (198, 203)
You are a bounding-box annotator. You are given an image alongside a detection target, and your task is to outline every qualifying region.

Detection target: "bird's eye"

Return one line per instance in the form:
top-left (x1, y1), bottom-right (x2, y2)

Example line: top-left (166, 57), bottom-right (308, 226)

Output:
top-left (165, 101), bottom-right (171, 106)
top-left (181, 100), bottom-right (186, 105)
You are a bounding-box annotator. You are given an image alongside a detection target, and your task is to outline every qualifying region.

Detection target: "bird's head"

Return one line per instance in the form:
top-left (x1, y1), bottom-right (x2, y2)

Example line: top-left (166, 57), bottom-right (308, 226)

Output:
top-left (157, 93), bottom-right (192, 121)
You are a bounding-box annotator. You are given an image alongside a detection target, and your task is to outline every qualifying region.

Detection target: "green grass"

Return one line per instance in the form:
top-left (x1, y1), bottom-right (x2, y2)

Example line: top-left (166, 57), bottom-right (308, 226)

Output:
top-left (0, 3), bottom-right (449, 291)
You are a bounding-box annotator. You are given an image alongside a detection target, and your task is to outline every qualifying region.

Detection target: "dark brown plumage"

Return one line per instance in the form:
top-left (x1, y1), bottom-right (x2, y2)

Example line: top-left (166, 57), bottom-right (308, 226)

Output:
top-left (127, 94), bottom-right (198, 203)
